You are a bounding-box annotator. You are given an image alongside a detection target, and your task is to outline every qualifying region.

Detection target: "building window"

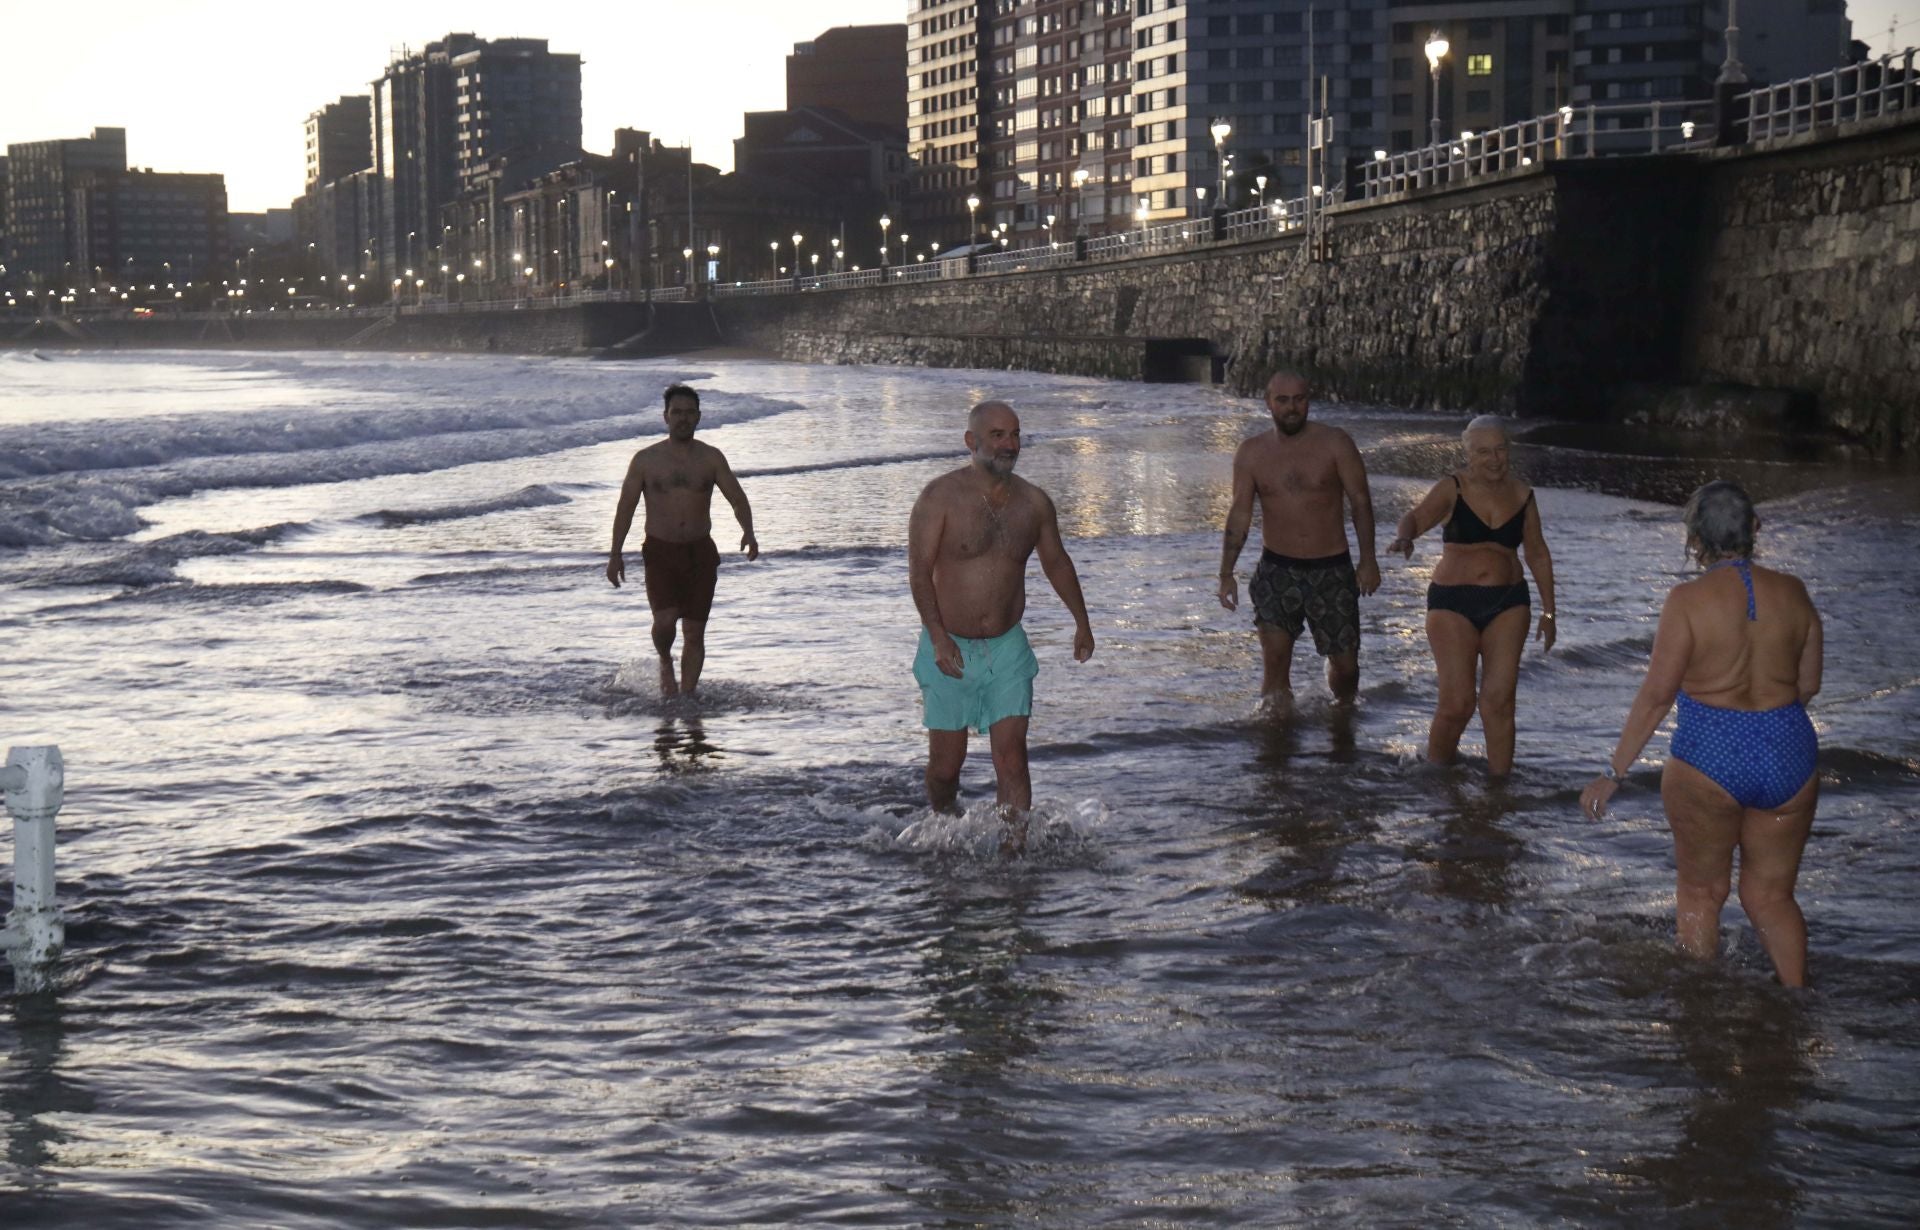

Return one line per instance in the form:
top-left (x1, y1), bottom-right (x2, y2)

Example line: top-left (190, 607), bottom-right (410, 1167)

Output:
top-left (1468, 54), bottom-right (1493, 76)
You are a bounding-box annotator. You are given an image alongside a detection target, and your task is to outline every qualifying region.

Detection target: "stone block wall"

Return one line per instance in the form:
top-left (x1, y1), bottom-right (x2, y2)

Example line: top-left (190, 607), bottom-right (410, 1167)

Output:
top-left (1684, 120), bottom-right (1920, 451)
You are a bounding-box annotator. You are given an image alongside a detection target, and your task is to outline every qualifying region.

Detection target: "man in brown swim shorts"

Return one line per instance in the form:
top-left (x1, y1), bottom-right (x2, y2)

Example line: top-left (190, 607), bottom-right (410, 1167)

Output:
top-left (606, 384), bottom-right (758, 697)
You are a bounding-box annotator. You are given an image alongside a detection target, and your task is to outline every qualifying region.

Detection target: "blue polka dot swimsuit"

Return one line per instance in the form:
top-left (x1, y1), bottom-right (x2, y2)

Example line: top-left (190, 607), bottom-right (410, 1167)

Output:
top-left (1670, 559), bottom-right (1818, 810)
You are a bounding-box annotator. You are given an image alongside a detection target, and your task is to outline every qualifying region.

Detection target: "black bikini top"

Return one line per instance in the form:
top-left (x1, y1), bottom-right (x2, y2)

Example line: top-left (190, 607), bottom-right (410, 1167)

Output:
top-left (1442, 476), bottom-right (1532, 548)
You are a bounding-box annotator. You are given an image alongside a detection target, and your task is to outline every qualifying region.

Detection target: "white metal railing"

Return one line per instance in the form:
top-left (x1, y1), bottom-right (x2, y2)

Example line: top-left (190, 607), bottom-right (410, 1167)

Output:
top-left (712, 278), bottom-right (795, 298)
top-left (1745, 49), bottom-right (1919, 145)
top-left (1363, 99), bottom-right (1716, 198)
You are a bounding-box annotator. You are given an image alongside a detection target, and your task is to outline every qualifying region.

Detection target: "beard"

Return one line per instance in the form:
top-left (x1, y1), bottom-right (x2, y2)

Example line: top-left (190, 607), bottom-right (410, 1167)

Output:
top-left (974, 446), bottom-right (1018, 475)
top-left (1276, 415), bottom-right (1307, 436)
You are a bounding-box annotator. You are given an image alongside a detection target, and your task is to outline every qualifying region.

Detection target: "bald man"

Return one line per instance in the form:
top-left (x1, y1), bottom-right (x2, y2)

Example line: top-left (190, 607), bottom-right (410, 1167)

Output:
top-left (907, 400), bottom-right (1094, 852)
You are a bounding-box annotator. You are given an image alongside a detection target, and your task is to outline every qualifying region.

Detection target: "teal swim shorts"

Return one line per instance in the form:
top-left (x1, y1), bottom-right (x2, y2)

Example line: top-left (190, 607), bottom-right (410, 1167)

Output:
top-left (913, 624), bottom-right (1039, 733)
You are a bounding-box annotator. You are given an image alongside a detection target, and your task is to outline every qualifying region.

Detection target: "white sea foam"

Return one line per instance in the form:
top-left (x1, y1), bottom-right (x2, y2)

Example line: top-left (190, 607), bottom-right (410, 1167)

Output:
top-left (0, 353), bottom-right (798, 547)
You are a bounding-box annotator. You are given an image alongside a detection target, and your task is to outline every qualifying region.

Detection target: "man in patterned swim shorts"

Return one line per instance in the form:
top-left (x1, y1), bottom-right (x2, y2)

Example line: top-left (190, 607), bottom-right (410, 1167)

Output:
top-left (1217, 371), bottom-right (1380, 711)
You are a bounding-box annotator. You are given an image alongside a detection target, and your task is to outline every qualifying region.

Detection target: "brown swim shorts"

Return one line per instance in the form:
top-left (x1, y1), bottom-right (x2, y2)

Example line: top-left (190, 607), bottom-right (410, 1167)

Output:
top-left (641, 536), bottom-right (720, 621)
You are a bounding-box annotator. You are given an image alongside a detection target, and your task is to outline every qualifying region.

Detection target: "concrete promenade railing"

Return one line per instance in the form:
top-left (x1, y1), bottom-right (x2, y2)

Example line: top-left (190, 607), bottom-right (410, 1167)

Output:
top-left (1746, 48), bottom-right (1919, 145)
top-left (1363, 44), bottom-right (1918, 200)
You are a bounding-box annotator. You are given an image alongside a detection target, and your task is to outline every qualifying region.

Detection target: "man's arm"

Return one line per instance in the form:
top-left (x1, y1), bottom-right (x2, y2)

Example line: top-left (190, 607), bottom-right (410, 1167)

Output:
top-left (606, 453), bottom-right (644, 587)
top-left (908, 484), bottom-right (963, 677)
top-left (1335, 431), bottom-right (1379, 596)
top-left (712, 449), bottom-right (758, 560)
top-left (1036, 489), bottom-right (1094, 662)
top-left (1218, 442), bottom-right (1256, 610)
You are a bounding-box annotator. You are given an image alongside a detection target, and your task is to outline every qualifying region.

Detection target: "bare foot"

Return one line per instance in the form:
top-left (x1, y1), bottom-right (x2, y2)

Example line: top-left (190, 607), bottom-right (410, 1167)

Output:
top-left (1257, 689), bottom-right (1295, 719)
top-left (658, 660), bottom-right (679, 698)
top-left (998, 807), bottom-right (1029, 857)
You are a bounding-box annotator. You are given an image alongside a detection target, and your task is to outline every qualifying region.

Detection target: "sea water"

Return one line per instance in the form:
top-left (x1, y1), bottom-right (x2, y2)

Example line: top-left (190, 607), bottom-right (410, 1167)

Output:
top-left (1, 349), bottom-right (1916, 1226)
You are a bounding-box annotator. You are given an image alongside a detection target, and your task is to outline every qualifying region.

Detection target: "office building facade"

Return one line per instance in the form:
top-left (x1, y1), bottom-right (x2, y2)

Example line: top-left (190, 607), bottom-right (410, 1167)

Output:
top-left (4, 127), bottom-right (128, 284)
top-left (1386, 2), bottom-right (1576, 154)
top-left (305, 95), bottom-right (374, 190)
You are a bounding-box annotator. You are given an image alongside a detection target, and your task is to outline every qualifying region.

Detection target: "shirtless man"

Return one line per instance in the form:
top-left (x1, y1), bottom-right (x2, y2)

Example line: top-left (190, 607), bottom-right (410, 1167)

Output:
top-left (1218, 371), bottom-right (1380, 709)
top-left (606, 384), bottom-right (758, 697)
top-left (908, 401), bottom-right (1094, 850)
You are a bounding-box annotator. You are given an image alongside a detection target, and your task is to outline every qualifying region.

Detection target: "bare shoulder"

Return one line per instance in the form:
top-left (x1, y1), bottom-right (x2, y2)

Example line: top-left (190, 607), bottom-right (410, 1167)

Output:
top-left (1755, 563), bottom-right (1816, 610)
top-left (1312, 421), bottom-right (1359, 451)
top-left (1016, 474), bottom-right (1056, 513)
top-left (695, 438), bottom-right (732, 472)
top-left (915, 466), bottom-right (969, 508)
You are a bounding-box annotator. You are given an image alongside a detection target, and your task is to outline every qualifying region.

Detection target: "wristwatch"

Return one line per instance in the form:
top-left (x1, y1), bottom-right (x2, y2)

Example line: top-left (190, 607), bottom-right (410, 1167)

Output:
top-left (1601, 764), bottom-right (1619, 781)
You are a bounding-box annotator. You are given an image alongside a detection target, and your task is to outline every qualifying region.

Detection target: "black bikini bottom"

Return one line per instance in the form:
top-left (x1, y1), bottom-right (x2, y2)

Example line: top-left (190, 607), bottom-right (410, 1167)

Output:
top-left (1426, 581), bottom-right (1530, 633)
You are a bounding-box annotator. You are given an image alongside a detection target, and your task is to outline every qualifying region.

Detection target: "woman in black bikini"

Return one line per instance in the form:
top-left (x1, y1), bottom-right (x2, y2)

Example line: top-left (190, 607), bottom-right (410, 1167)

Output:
top-left (1390, 416), bottom-right (1557, 775)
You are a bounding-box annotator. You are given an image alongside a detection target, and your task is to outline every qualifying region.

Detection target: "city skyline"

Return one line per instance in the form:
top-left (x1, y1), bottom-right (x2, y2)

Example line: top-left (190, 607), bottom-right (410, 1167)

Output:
top-left (1, 0), bottom-right (908, 213)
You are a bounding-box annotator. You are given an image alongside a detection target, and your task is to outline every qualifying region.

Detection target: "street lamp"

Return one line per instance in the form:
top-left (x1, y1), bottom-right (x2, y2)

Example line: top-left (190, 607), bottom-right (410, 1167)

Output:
top-left (770, 239), bottom-right (781, 279)
top-left (898, 232), bottom-right (910, 266)
top-left (879, 213), bottom-right (891, 267)
top-left (1195, 186), bottom-right (1207, 218)
top-left (966, 194), bottom-right (980, 245)
top-left (1425, 31), bottom-right (1451, 147)
top-left (707, 243), bottom-right (720, 282)
top-left (831, 235), bottom-right (842, 272)
top-left (1255, 175), bottom-right (1268, 207)
top-left (1045, 213), bottom-right (1056, 247)
top-left (1072, 167), bottom-right (1090, 235)
top-left (682, 246), bottom-right (694, 289)
top-left (1209, 119), bottom-right (1232, 207)
top-left (791, 232), bottom-right (803, 280)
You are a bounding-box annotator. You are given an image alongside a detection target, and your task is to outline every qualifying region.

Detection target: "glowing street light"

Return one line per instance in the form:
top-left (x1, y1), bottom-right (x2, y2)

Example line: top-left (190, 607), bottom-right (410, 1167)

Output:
top-left (1425, 31), bottom-right (1452, 147)
top-left (879, 213), bottom-right (891, 267)
top-left (966, 194), bottom-right (980, 244)
top-left (1209, 118), bottom-right (1232, 206)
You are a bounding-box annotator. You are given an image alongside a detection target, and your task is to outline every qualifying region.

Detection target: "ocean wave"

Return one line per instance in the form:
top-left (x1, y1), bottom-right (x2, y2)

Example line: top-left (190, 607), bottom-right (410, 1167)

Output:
top-left (0, 393), bottom-right (798, 548)
top-left (9, 523), bottom-right (307, 588)
top-left (1546, 633), bottom-right (1656, 671)
top-left (359, 482), bottom-right (575, 528)
top-left (735, 450), bottom-right (953, 479)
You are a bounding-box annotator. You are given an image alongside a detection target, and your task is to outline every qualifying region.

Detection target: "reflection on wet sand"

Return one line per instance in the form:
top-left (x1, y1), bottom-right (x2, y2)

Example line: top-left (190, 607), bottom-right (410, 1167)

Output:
top-left (1618, 981), bottom-right (1813, 1225)
top-left (1423, 778), bottom-right (1525, 910)
top-left (908, 883), bottom-right (1062, 1224)
top-left (653, 715), bottom-right (719, 772)
top-left (3, 995), bottom-right (89, 1187)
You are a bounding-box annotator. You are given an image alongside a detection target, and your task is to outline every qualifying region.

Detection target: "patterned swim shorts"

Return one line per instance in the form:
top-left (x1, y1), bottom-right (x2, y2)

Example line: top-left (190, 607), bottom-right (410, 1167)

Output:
top-left (1249, 548), bottom-right (1360, 656)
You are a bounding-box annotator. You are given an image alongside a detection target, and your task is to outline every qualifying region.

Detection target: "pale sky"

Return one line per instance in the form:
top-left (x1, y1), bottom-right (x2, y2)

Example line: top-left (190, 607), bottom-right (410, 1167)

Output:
top-left (3, 1), bottom-right (1913, 212)
top-left (1, 0), bottom-right (909, 212)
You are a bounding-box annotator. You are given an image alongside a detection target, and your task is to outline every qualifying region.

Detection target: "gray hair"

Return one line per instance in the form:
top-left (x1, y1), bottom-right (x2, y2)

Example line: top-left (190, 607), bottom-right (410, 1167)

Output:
top-left (1683, 480), bottom-right (1757, 565)
top-left (968, 400), bottom-right (1014, 432)
top-left (1461, 414), bottom-right (1509, 445)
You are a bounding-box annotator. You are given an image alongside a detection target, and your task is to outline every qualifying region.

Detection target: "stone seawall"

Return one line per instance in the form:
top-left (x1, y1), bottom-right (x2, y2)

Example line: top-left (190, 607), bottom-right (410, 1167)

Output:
top-left (716, 161), bottom-right (1710, 421)
top-left (1684, 118), bottom-right (1920, 451)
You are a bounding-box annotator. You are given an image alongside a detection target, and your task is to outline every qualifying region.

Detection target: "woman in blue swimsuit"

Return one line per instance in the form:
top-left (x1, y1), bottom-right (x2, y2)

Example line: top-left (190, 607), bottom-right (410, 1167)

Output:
top-left (1390, 416), bottom-right (1558, 776)
top-left (1581, 481), bottom-right (1824, 987)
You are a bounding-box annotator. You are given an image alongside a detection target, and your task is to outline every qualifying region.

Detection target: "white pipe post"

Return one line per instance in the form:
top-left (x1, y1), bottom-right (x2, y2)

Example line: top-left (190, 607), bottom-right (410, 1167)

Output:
top-left (2, 745), bottom-right (66, 995)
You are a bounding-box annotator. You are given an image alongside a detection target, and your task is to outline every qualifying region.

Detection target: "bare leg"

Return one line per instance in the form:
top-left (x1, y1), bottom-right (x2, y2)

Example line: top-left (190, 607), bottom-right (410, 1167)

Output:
top-left (988, 715), bottom-right (1032, 855)
top-left (1474, 605), bottom-right (1531, 777)
top-left (1661, 757), bottom-right (1741, 962)
top-left (1736, 776), bottom-right (1819, 987)
top-left (679, 619), bottom-right (707, 697)
top-left (1424, 611), bottom-right (1481, 765)
top-left (1326, 648), bottom-right (1360, 704)
top-left (925, 728), bottom-right (967, 814)
top-left (1256, 622), bottom-right (1297, 713)
top-left (651, 607), bottom-right (681, 697)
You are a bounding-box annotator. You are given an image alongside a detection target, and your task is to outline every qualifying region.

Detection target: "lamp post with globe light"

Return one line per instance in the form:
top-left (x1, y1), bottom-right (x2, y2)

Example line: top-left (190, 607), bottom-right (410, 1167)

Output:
top-left (1425, 31), bottom-right (1451, 148)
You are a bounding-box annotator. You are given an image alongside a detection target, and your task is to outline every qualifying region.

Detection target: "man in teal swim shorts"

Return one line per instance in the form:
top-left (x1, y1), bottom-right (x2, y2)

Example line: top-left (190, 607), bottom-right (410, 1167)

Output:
top-left (908, 400), bottom-right (1095, 852)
